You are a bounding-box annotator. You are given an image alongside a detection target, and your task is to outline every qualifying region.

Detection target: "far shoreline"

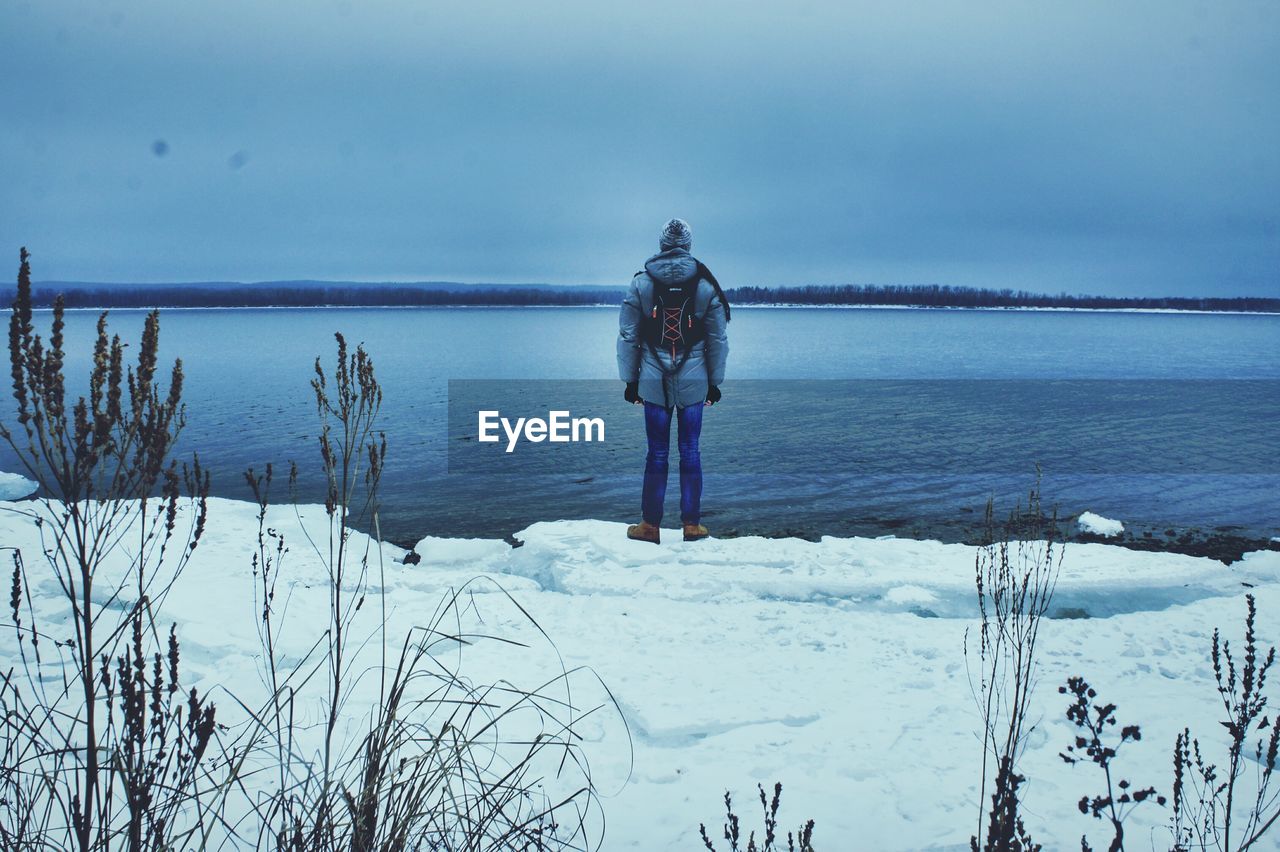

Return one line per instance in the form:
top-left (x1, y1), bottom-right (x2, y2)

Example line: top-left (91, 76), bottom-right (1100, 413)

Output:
top-left (28, 303), bottom-right (1280, 316)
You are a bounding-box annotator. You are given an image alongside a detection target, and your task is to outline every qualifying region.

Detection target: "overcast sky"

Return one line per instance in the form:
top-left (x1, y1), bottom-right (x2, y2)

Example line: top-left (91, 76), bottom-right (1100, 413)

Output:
top-left (2, 0), bottom-right (1277, 295)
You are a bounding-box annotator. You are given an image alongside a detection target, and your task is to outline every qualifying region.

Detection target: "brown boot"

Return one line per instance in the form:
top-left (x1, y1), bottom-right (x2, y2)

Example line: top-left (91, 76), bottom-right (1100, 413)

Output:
top-left (683, 523), bottom-right (710, 542)
top-left (626, 521), bottom-right (661, 545)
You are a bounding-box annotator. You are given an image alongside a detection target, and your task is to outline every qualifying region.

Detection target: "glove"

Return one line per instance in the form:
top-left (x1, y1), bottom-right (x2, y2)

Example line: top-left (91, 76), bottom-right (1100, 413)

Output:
top-left (705, 385), bottom-right (721, 405)
top-left (624, 381), bottom-right (640, 404)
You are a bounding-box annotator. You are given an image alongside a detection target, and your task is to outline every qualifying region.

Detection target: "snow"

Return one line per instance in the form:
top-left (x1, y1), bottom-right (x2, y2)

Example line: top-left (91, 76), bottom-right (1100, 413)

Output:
top-left (413, 534), bottom-right (511, 565)
top-left (2, 496), bottom-right (1278, 850)
top-left (1077, 510), bottom-right (1124, 537)
top-left (0, 470), bottom-right (36, 500)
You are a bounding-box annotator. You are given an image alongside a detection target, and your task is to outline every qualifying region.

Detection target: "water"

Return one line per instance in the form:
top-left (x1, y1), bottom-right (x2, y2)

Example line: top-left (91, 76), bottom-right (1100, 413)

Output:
top-left (2, 306), bottom-right (1277, 545)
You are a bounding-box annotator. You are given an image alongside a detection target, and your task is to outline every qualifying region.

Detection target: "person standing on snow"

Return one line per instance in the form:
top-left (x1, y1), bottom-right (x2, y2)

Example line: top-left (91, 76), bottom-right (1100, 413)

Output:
top-left (617, 218), bottom-right (730, 544)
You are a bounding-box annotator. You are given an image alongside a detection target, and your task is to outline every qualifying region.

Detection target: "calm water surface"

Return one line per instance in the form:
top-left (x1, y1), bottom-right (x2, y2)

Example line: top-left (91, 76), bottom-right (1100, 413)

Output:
top-left (2, 306), bottom-right (1277, 545)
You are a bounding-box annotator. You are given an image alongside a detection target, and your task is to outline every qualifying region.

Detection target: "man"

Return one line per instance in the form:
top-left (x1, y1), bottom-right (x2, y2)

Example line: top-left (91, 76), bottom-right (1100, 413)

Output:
top-left (617, 218), bottom-right (730, 544)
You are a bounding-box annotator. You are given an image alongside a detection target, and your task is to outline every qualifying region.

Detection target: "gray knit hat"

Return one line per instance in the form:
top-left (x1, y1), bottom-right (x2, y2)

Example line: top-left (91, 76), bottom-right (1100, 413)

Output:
top-left (659, 218), bottom-right (692, 251)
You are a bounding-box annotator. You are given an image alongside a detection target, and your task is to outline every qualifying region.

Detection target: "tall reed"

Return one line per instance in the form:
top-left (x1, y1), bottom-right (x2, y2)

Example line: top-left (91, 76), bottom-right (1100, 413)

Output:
top-left (967, 478), bottom-right (1061, 852)
top-left (231, 334), bottom-right (622, 850)
top-left (0, 247), bottom-right (212, 850)
top-left (1171, 594), bottom-right (1280, 851)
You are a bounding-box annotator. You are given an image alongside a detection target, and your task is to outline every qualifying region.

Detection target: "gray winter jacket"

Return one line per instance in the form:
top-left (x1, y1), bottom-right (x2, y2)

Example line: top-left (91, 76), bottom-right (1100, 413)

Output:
top-left (616, 248), bottom-right (729, 409)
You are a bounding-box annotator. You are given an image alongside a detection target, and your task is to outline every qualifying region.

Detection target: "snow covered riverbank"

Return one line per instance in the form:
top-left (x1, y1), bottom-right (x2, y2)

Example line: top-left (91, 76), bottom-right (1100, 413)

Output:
top-left (2, 496), bottom-right (1277, 849)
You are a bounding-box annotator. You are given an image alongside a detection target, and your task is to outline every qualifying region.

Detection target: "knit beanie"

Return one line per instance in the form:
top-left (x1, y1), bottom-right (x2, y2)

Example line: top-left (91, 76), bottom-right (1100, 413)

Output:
top-left (659, 218), bottom-right (692, 251)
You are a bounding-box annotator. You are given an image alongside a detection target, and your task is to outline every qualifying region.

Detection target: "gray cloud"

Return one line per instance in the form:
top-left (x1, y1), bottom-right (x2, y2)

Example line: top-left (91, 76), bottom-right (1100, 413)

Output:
top-left (2, 0), bottom-right (1277, 295)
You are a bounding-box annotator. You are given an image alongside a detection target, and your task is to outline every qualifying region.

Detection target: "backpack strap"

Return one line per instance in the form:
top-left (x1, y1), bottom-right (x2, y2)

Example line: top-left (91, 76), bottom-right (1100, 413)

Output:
top-left (696, 261), bottom-right (731, 322)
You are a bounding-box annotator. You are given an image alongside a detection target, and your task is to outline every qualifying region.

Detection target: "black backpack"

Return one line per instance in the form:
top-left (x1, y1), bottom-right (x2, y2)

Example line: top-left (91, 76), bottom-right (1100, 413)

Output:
top-left (639, 261), bottom-right (730, 372)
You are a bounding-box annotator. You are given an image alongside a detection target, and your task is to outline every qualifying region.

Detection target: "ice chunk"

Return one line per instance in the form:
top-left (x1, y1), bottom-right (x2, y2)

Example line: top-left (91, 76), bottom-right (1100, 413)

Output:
top-left (412, 535), bottom-right (511, 567)
top-left (0, 470), bottom-right (37, 501)
top-left (1078, 511), bottom-right (1123, 537)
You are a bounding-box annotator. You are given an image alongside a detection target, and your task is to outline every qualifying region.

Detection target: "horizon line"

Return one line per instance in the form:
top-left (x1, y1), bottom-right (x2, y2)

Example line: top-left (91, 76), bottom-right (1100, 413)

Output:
top-left (16, 279), bottom-right (1280, 303)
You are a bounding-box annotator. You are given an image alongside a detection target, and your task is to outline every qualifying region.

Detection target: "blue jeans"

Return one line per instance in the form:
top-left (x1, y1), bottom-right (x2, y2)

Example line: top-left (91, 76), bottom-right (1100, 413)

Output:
top-left (641, 401), bottom-right (703, 526)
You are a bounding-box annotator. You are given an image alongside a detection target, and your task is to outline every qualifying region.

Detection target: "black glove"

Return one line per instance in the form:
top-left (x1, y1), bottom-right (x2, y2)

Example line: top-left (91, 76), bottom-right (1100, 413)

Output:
top-left (624, 381), bottom-right (640, 404)
top-left (705, 385), bottom-right (721, 405)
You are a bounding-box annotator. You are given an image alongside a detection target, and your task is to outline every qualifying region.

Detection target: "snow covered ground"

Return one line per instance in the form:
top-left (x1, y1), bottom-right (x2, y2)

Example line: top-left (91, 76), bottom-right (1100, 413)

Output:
top-left (1, 496), bottom-right (1277, 850)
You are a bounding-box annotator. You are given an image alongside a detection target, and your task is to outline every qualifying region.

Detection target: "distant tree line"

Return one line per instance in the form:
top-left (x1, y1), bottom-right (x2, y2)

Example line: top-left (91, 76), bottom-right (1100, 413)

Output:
top-left (6, 281), bottom-right (1277, 312)
top-left (7, 285), bottom-right (623, 309)
top-left (725, 283), bottom-right (1280, 312)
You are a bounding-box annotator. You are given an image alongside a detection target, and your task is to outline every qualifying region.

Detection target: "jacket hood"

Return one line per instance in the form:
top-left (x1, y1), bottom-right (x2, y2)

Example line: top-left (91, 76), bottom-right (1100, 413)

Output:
top-left (644, 248), bottom-right (699, 286)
